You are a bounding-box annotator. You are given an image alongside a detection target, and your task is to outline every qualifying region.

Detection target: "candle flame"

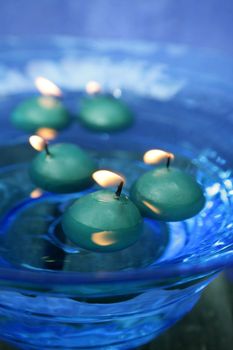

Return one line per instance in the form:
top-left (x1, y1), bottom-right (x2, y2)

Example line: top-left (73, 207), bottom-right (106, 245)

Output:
top-left (86, 81), bottom-right (101, 95)
top-left (29, 135), bottom-right (46, 152)
top-left (30, 188), bottom-right (43, 199)
top-left (36, 128), bottom-right (57, 140)
top-left (92, 231), bottom-right (117, 246)
top-left (143, 149), bottom-right (174, 165)
top-left (92, 170), bottom-right (125, 188)
top-left (35, 76), bottom-right (62, 97)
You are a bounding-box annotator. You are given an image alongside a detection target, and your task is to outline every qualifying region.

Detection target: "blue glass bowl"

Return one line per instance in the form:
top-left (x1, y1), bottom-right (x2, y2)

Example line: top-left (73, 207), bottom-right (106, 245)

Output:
top-left (0, 38), bottom-right (233, 350)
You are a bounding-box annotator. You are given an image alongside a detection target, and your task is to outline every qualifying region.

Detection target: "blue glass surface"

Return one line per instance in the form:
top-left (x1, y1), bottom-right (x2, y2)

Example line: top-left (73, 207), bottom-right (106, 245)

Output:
top-left (0, 38), bottom-right (232, 349)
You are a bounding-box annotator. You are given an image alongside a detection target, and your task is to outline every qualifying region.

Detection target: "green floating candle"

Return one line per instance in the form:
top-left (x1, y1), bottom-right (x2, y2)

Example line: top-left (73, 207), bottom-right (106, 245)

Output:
top-left (130, 150), bottom-right (206, 222)
top-left (11, 78), bottom-right (71, 132)
top-left (12, 96), bottom-right (70, 132)
top-left (29, 136), bottom-right (97, 193)
top-left (78, 83), bottom-right (133, 132)
top-left (62, 172), bottom-right (143, 252)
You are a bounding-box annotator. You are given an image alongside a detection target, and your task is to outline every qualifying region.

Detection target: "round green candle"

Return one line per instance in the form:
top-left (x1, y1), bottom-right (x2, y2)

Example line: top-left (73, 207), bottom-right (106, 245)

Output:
top-left (11, 96), bottom-right (70, 132)
top-left (29, 143), bottom-right (97, 193)
top-left (78, 95), bottom-right (133, 132)
top-left (62, 189), bottom-right (143, 252)
top-left (130, 166), bottom-right (205, 222)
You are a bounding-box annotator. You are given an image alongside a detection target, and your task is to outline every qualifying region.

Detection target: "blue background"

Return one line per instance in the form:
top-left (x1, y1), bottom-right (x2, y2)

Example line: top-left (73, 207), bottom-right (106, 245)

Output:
top-left (0, 0), bottom-right (233, 55)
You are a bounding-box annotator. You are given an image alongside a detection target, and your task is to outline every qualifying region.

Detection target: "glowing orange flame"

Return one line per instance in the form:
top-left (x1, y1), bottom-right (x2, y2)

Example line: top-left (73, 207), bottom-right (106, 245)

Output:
top-left (29, 135), bottom-right (46, 152)
top-left (86, 81), bottom-right (101, 95)
top-left (35, 76), bottom-right (62, 97)
top-left (143, 149), bottom-right (174, 165)
top-left (92, 231), bottom-right (117, 246)
top-left (30, 188), bottom-right (43, 199)
top-left (36, 128), bottom-right (57, 140)
top-left (92, 170), bottom-right (125, 188)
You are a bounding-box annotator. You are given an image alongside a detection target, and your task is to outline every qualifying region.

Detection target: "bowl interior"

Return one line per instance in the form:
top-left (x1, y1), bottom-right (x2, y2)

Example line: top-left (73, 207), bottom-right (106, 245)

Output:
top-left (0, 38), bottom-right (233, 295)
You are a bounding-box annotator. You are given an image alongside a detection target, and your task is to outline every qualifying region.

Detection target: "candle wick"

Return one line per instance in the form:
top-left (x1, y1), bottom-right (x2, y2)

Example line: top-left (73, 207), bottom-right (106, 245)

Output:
top-left (44, 142), bottom-right (50, 156)
top-left (166, 155), bottom-right (171, 169)
top-left (115, 181), bottom-right (124, 199)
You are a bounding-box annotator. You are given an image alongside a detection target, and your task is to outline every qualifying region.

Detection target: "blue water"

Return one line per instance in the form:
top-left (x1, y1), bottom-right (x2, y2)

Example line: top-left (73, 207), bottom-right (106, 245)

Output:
top-left (0, 145), bottom-right (229, 275)
top-left (0, 90), bottom-right (232, 349)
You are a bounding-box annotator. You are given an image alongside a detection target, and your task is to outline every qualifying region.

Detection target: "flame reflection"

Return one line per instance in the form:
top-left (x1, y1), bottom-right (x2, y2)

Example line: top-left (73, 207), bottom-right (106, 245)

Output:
top-left (92, 231), bottom-right (116, 246)
top-left (142, 200), bottom-right (161, 214)
top-left (30, 188), bottom-right (43, 199)
top-left (38, 96), bottom-right (58, 108)
top-left (37, 128), bottom-right (57, 140)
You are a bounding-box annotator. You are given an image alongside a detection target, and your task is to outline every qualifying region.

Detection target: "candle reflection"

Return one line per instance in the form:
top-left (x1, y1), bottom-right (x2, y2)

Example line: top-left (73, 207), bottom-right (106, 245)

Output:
top-left (30, 188), bottom-right (43, 199)
top-left (142, 200), bottom-right (161, 215)
top-left (36, 128), bottom-right (58, 141)
top-left (92, 231), bottom-right (117, 247)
